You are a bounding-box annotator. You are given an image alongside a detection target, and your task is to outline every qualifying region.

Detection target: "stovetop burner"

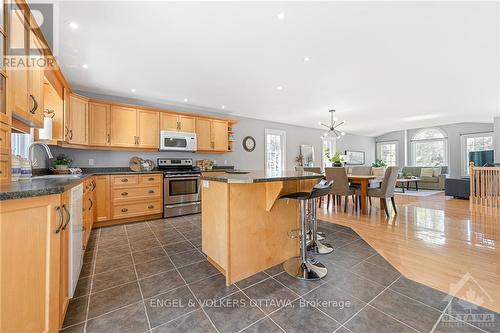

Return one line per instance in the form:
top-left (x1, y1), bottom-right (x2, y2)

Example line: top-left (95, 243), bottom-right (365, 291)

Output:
top-left (157, 158), bottom-right (200, 176)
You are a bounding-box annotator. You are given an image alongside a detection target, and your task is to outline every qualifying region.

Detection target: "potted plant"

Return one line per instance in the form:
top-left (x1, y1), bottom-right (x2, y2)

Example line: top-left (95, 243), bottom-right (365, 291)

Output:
top-left (325, 148), bottom-right (344, 167)
top-left (403, 171), bottom-right (413, 179)
top-left (53, 154), bottom-right (73, 170)
top-left (371, 159), bottom-right (387, 176)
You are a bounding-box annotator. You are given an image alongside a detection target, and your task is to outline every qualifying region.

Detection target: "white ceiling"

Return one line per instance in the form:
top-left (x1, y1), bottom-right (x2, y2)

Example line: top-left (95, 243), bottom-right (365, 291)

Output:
top-left (55, 1), bottom-right (499, 137)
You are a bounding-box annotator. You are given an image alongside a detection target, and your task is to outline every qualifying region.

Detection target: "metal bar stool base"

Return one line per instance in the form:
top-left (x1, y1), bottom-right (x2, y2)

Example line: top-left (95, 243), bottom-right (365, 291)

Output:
top-left (283, 257), bottom-right (327, 280)
top-left (307, 240), bottom-right (334, 255)
top-left (317, 231), bottom-right (326, 240)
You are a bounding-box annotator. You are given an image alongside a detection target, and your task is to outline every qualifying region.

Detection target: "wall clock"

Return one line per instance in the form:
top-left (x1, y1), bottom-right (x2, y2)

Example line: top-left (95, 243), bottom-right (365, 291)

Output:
top-left (242, 136), bottom-right (256, 152)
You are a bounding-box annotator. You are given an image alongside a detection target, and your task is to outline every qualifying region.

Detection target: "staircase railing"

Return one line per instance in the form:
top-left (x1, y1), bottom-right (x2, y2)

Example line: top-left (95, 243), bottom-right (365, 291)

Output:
top-left (469, 162), bottom-right (500, 208)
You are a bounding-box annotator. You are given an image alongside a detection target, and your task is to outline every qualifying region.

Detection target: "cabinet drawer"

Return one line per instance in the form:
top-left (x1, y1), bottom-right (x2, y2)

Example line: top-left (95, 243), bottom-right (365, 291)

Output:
top-left (112, 186), bottom-right (161, 202)
top-left (139, 174), bottom-right (162, 185)
top-left (112, 200), bottom-right (163, 219)
top-left (0, 154), bottom-right (10, 182)
top-left (111, 175), bottom-right (139, 187)
top-left (0, 123), bottom-right (10, 155)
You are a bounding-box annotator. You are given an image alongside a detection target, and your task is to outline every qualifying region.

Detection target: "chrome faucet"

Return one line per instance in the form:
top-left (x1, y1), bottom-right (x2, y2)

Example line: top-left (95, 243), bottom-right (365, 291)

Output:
top-left (28, 142), bottom-right (54, 168)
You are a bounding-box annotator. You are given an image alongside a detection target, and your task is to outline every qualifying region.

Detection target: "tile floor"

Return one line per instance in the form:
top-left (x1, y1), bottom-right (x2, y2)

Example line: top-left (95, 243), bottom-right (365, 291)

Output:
top-left (61, 216), bottom-right (499, 333)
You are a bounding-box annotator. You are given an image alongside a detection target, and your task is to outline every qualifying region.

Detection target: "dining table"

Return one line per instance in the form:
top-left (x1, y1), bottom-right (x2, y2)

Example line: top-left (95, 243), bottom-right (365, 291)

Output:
top-left (348, 175), bottom-right (377, 215)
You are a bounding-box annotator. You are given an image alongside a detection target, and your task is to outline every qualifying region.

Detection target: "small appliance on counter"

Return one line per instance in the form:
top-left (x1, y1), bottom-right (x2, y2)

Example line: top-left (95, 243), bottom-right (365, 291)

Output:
top-left (129, 156), bottom-right (155, 172)
top-left (158, 158), bottom-right (201, 217)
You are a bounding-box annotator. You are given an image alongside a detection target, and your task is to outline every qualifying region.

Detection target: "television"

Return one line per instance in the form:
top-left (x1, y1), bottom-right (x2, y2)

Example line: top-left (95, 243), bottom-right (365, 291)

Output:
top-left (469, 150), bottom-right (494, 167)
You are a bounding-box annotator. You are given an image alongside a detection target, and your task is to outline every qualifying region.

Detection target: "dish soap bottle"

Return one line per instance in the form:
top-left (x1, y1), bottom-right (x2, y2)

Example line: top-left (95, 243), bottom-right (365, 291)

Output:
top-left (19, 158), bottom-right (32, 181)
top-left (11, 154), bottom-right (21, 181)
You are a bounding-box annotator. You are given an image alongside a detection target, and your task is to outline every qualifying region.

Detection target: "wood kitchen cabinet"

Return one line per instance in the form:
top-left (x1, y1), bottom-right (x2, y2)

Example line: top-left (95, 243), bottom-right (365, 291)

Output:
top-left (59, 191), bottom-right (71, 328)
top-left (83, 177), bottom-right (95, 248)
top-left (95, 175), bottom-right (111, 222)
top-left (196, 118), bottom-right (228, 152)
top-left (28, 30), bottom-right (45, 127)
top-left (0, 194), bottom-right (63, 332)
top-left (160, 112), bottom-right (195, 132)
top-left (110, 105), bottom-right (137, 147)
top-left (137, 109), bottom-right (159, 148)
top-left (67, 94), bottom-right (88, 145)
top-left (89, 102), bottom-right (111, 146)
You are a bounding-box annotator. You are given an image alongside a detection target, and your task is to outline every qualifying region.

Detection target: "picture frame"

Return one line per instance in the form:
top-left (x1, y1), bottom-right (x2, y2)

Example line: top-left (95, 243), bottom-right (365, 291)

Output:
top-left (345, 150), bottom-right (365, 165)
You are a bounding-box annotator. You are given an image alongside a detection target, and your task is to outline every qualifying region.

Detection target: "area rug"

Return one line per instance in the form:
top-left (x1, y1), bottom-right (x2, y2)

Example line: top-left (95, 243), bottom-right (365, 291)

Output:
top-left (396, 190), bottom-right (444, 197)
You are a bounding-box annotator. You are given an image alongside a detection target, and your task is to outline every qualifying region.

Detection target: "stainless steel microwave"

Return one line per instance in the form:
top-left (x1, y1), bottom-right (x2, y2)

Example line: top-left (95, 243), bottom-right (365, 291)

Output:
top-left (159, 131), bottom-right (197, 152)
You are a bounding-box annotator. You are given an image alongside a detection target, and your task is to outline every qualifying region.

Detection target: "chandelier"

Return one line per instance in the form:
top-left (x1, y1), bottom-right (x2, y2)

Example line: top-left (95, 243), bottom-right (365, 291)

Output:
top-left (319, 109), bottom-right (346, 139)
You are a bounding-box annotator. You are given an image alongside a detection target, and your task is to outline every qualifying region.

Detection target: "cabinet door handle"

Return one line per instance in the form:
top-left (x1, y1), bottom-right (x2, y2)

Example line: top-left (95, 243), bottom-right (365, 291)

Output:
top-left (88, 198), bottom-right (93, 210)
top-left (121, 178), bottom-right (128, 182)
top-left (148, 190), bottom-right (154, 194)
top-left (121, 208), bottom-right (128, 213)
top-left (148, 205), bottom-right (154, 209)
top-left (69, 130), bottom-right (73, 140)
top-left (55, 206), bottom-right (64, 234)
top-left (121, 192), bottom-right (128, 196)
top-left (107, 134), bottom-right (111, 143)
top-left (29, 95), bottom-right (36, 114)
top-left (148, 177), bottom-right (154, 181)
top-left (62, 204), bottom-right (71, 230)
top-left (65, 126), bottom-right (69, 139)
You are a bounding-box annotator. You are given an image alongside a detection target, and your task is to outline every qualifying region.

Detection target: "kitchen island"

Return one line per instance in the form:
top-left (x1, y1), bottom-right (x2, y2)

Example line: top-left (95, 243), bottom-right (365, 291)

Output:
top-left (201, 170), bottom-right (323, 285)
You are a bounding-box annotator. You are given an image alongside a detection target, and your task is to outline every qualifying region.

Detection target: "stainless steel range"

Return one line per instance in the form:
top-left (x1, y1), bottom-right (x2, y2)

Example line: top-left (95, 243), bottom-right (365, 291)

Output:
top-left (158, 158), bottom-right (201, 218)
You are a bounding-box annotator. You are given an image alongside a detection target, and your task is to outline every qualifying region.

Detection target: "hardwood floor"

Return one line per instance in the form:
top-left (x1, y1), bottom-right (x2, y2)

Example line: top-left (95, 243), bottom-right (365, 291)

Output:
top-left (318, 193), bottom-right (500, 313)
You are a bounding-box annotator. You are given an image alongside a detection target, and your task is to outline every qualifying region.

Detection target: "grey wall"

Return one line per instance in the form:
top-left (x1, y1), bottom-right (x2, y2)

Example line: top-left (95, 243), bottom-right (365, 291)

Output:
top-left (48, 92), bottom-right (375, 170)
top-left (375, 122), bottom-right (494, 177)
top-left (495, 117), bottom-right (500, 163)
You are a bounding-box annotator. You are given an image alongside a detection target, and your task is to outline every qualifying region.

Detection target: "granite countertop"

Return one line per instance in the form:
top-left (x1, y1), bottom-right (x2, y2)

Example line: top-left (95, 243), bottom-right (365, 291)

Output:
top-left (0, 168), bottom-right (163, 201)
top-left (201, 170), bottom-right (324, 184)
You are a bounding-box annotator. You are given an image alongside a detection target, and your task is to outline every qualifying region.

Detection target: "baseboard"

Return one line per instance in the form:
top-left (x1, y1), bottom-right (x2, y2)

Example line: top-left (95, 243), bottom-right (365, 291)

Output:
top-left (93, 213), bottom-right (163, 228)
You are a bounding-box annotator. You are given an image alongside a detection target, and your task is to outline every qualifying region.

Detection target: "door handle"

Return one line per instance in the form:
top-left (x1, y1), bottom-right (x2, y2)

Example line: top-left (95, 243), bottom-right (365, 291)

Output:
top-left (121, 178), bottom-right (129, 182)
top-left (29, 95), bottom-right (36, 114)
top-left (69, 130), bottom-right (73, 140)
top-left (121, 192), bottom-right (128, 196)
top-left (148, 177), bottom-right (155, 181)
top-left (148, 190), bottom-right (155, 194)
top-left (62, 204), bottom-right (71, 230)
top-left (88, 198), bottom-right (93, 210)
top-left (148, 205), bottom-right (154, 209)
top-left (55, 206), bottom-right (64, 234)
top-left (121, 208), bottom-right (128, 212)
top-left (107, 134), bottom-right (111, 143)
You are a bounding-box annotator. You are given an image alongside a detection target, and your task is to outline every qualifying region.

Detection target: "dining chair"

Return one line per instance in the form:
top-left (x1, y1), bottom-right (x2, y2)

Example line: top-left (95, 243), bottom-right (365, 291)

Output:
top-left (325, 167), bottom-right (356, 212)
top-left (355, 166), bottom-right (399, 217)
top-left (303, 167), bottom-right (322, 173)
top-left (350, 166), bottom-right (372, 176)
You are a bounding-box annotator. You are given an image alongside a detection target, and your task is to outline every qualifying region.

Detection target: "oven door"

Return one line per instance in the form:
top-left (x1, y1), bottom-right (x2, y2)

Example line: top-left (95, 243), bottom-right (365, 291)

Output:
top-left (164, 176), bottom-right (201, 205)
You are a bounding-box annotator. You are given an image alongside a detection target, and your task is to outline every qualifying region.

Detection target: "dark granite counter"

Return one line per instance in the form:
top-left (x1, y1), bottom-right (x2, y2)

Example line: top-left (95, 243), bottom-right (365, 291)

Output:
top-left (0, 168), bottom-right (163, 201)
top-left (201, 170), bottom-right (324, 184)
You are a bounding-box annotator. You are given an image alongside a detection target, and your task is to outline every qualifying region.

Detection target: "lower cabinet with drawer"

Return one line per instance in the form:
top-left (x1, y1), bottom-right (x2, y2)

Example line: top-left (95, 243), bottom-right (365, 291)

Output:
top-left (94, 173), bottom-right (163, 227)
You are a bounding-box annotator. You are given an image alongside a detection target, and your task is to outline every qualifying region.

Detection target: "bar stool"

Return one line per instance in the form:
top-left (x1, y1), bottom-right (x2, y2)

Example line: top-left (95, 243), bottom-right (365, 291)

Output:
top-left (306, 196), bottom-right (334, 255)
top-left (280, 179), bottom-right (333, 280)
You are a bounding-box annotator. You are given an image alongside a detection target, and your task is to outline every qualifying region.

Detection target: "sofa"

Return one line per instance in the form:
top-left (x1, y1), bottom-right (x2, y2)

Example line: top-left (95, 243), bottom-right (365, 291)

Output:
top-left (400, 166), bottom-right (449, 190)
top-left (444, 178), bottom-right (470, 199)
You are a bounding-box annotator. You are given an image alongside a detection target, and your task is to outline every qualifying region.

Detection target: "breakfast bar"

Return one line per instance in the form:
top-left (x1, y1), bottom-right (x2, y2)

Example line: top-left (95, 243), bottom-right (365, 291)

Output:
top-left (200, 170), bottom-right (323, 285)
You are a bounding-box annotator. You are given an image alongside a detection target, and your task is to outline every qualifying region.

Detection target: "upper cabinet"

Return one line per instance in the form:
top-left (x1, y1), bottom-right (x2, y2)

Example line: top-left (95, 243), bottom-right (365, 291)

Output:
top-left (137, 109), bottom-right (159, 148)
top-left (110, 105), bottom-right (137, 147)
top-left (66, 94), bottom-right (88, 145)
top-left (7, 3), bottom-right (45, 128)
top-left (160, 113), bottom-right (195, 133)
top-left (89, 102), bottom-right (110, 146)
top-left (110, 106), bottom-right (159, 149)
top-left (196, 118), bottom-right (228, 152)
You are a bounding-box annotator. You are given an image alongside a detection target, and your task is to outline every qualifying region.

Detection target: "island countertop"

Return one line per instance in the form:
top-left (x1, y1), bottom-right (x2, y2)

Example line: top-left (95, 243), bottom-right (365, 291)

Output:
top-left (200, 170), bottom-right (324, 183)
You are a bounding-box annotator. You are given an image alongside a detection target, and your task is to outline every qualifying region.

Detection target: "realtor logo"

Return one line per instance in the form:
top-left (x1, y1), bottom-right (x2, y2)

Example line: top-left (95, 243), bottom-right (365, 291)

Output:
top-left (441, 273), bottom-right (496, 330)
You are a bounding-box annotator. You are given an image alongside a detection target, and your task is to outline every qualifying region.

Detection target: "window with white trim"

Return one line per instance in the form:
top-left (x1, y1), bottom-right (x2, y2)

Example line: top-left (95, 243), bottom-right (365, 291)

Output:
top-left (265, 129), bottom-right (286, 172)
top-left (11, 132), bottom-right (32, 158)
top-left (322, 137), bottom-right (335, 168)
top-left (460, 132), bottom-right (494, 176)
top-left (376, 141), bottom-right (398, 166)
top-left (411, 128), bottom-right (448, 166)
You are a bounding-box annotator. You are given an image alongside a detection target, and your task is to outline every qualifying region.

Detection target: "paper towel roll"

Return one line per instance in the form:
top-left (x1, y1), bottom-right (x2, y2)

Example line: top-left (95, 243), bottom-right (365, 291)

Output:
top-left (38, 117), bottom-right (53, 140)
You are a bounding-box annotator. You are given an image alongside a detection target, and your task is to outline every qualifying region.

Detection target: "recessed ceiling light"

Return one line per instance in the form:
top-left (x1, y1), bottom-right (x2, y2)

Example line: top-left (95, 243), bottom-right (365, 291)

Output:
top-left (276, 86), bottom-right (283, 91)
top-left (131, 88), bottom-right (136, 93)
top-left (303, 56), bottom-right (310, 62)
top-left (81, 64), bottom-right (88, 69)
top-left (276, 12), bottom-right (285, 21)
top-left (221, 105), bottom-right (225, 109)
top-left (68, 21), bottom-right (79, 30)
top-left (183, 98), bottom-right (188, 102)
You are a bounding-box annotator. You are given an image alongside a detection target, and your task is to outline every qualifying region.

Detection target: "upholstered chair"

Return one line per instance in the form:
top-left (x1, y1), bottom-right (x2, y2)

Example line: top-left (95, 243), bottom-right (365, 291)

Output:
top-left (355, 166), bottom-right (399, 217)
top-left (325, 167), bottom-right (356, 212)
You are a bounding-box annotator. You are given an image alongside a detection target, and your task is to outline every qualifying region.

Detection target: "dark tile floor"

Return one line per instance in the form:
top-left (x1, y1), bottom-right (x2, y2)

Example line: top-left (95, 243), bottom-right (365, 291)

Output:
top-left (61, 216), bottom-right (499, 333)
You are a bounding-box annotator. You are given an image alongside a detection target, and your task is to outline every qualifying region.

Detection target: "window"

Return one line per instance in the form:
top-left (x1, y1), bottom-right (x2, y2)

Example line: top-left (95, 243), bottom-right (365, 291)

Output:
top-left (376, 141), bottom-right (398, 166)
top-left (265, 129), bottom-right (286, 172)
top-left (411, 128), bottom-right (448, 166)
top-left (460, 132), bottom-right (494, 176)
top-left (11, 132), bottom-right (32, 158)
top-left (322, 137), bottom-right (335, 168)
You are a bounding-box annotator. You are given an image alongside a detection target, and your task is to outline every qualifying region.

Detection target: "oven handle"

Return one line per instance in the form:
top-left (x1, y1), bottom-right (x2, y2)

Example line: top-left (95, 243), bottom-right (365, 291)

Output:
top-left (165, 202), bottom-right (200, 208)
top-left (165, 176), bottom-right (200, 181)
